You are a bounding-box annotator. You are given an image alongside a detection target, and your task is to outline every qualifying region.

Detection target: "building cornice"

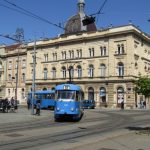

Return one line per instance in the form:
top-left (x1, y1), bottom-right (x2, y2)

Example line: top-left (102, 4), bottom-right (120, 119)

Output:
top-left (27, 24), bottom-right (150, 50)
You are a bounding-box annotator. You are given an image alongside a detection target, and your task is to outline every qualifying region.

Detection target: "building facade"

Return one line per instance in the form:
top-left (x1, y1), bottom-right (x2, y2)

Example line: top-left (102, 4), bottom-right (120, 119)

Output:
top-left (2, 0), bottom-right (150, 108)
top-left (0, 45), bottom-right (6, 99)
top-left (26, 25), bottom-right (150, 109)
top-left (5, 44), bottom-right (27, 103)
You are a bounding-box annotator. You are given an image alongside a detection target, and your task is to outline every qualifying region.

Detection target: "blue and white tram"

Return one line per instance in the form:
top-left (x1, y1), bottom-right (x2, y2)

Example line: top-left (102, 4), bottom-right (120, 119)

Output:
top-left (54, 83), bottom-right (84, 121)
top-left (27, 90), bottom-right (55, 109)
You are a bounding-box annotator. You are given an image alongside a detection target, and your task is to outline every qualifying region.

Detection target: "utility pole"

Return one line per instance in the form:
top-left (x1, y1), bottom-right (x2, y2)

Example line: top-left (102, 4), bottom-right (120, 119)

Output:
top-left (31, 40), bottom-right (36, 115)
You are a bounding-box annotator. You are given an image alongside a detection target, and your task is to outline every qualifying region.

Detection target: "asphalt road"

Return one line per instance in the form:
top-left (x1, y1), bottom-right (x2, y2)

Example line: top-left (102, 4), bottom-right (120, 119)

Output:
top-left (0, 108), bottom-right (150, 150)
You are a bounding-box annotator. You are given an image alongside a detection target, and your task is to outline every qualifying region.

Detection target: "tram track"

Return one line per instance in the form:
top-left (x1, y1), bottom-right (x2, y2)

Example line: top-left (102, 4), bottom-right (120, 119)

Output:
top-left (0, 110), bottom-right (150, 150)
top-left (0, 111), bottom-right (129, 150)
top-left (0, 114), bottom-right (108, 133)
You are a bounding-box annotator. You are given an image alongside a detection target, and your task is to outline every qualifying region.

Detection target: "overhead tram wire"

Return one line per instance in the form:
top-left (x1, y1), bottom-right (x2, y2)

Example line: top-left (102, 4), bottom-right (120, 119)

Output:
top-left (0, 3), bottom-right (44, 22)
top-left (2, 0), bottom-right (65, 30)
top-left (91, 0), bottom-right (108, 16)
top-left (82, 0), bottom-right (108, 25)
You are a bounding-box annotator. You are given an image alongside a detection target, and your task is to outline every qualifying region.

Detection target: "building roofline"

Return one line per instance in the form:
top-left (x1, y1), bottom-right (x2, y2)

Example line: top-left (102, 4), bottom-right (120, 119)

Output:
top-left (27, 24), bottom-right (150, 49)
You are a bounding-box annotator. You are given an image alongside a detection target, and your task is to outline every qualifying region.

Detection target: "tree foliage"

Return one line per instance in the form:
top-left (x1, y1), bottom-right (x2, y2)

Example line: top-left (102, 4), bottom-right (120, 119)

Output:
top-left (134, 76), bottom-right (150, 98)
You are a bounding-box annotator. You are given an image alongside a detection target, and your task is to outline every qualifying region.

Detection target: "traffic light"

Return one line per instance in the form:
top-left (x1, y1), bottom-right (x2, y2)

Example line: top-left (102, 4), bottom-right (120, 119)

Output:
top-left (82, 16), bottom-right (95, 26)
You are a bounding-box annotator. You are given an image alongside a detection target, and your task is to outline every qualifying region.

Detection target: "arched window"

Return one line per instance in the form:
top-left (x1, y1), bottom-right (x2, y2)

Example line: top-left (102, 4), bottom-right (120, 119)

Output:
top-left (43, 87), bottom-right (47, 90)
top-left (100, 87), bottom-right (106, 102)
top-left (88, 87), bottom-right (94, 100)
top-left (62, 66), bottom-right (66, 79)
top-left (77, 65), bottom-right (82, 78)
top-left (117, 87), bottom-right (124, 104)
top-left (51, 87), bottom-right (55, 90)
top-left (100, 64), bottom-right (106, 77)
top-left (44, 68), bottom-right (48, 80)
top-left (117, 62), bottom-right (124, 76)
top-left (8, 74), bottom-right (12, 81)
top-left (51, 67), bottom-right (56, 79)
top-left (88, 64), bottom-right (94, 77)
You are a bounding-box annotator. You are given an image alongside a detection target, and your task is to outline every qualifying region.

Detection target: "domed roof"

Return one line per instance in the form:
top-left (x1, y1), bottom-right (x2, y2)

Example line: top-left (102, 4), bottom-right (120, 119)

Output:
top-left (64, 0), bottom-right (97, 34)
top-left (65, 14), bottom-right (97, 34)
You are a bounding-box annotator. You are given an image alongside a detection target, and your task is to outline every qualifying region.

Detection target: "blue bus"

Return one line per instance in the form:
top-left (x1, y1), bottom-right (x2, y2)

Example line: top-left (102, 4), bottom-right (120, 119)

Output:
top-left (27, 90), bottom-right (55, 109)
top-left (54, 83), bottom-right (84, 121)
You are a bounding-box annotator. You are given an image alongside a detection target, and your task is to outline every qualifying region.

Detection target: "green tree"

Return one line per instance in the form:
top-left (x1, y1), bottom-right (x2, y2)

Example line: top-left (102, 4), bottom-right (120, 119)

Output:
top-left (134, 76), bottom-right (150, 98)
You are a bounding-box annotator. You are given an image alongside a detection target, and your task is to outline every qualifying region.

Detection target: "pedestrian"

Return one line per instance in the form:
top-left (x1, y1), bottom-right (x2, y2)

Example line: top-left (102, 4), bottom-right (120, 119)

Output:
top-left (5, 98), bottom-right (9, 113)
top-left (14, 99), bottom-right (18, 112)
top-left (10, 97), bottom-right (15, 111)
top-left (35, 100), bottom-right (41, 116)
top-left (143, 100), bottom-right (146, 109)
top-left (27, 98), bottom-right (30, 110)
top-left (2, 99), bottom-right (6, 113)
top-left (121, 99), bottom-right (124, 110)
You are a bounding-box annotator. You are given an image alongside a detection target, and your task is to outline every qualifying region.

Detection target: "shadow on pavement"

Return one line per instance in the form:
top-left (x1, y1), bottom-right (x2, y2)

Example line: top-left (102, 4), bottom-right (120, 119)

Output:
top-left (126, 126), bottom-right (150, 131)
top-left (126, 126), bottom-right (150, 136)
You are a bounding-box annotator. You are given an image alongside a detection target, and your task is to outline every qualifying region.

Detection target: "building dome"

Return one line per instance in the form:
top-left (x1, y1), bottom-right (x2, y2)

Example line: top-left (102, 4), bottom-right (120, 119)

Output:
top-left (64, 0), bottom-right (97, 34)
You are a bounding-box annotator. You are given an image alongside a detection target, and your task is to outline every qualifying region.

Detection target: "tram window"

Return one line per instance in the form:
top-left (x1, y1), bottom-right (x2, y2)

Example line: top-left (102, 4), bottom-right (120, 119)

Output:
top-left (57, 91), bottom-right (75, 99)
top-left (43, 94), bottom-right (46, 99)
top-left (34, 94), bottom-right (38, 99)
top-left (76, 91), bottom-right (80, 101)
top-left (51, 94), bottom-right (55, 99)
top-left (67, 92), bottom-right (75, 99)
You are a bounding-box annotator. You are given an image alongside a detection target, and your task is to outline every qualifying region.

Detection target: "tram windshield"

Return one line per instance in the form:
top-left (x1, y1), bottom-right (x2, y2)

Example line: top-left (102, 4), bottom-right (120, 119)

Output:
top-left (57, 90), bottom-right (75, 100)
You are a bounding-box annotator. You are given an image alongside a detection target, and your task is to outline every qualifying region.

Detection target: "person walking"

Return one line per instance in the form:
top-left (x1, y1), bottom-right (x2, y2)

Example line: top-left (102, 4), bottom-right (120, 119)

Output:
top-left (4, 98), bottom-right (9, 113)
top-left (121, 99), bottom-right (124, 110)
top-left (143, 100), bottom-right (146, 109)
top-left (36, 100), bottom-right (41, 116)
top-left (27, 98), bottom-right (30, 110)
top-left (14, 99), bottom-right (18, 112)
top-left (10, 97), bottom-right (15, 111)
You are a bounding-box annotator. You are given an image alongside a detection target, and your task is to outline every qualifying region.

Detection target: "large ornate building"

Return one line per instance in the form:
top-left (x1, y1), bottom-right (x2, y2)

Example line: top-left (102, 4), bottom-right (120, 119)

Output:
top-left (2, 0), bottom-right (150, 108)
top-left (26, 24), bottom-right (150, 109)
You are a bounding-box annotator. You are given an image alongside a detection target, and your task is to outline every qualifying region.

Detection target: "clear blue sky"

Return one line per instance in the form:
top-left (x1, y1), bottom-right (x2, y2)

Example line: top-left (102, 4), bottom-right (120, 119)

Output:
top-left (0, 0), bottom-right (150, 45)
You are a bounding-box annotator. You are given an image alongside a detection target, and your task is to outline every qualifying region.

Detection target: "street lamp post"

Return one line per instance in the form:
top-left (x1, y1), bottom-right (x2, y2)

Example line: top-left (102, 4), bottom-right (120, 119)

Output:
top-left (61, 60), bottom-right (82, 83)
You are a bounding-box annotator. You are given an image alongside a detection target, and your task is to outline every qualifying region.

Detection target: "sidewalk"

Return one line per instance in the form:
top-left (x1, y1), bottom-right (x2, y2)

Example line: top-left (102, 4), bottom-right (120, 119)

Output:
top-left (0, 106), bottom-right (53, 124)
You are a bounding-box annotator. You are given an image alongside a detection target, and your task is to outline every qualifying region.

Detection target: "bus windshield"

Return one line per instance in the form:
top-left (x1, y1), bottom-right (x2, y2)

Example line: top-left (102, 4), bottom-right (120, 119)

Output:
top-left (57, 90), bottom-right (75, 100)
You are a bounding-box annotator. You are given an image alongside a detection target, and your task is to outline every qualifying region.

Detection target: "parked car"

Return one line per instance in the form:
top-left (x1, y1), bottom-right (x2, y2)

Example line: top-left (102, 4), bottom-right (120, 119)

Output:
top-left (82, 99), bottom-right (95, 109)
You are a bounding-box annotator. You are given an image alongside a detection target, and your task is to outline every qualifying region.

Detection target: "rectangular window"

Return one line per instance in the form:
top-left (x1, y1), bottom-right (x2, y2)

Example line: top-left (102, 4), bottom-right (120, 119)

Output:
top-left (89, 48), bottom-right (94, 57)
top-left (52, 53), bottom-right (57, 61)
top-left (44, 54), bottom-right (48, 62)
top-left (62, 51), bottom-right (66, 60)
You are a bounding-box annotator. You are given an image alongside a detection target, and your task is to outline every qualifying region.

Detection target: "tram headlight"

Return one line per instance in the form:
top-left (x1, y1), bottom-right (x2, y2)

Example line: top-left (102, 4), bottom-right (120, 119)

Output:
top-left (56, 107), bottom-right (60, 111)
top-left (70, 108), bottom-right (74, 112)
